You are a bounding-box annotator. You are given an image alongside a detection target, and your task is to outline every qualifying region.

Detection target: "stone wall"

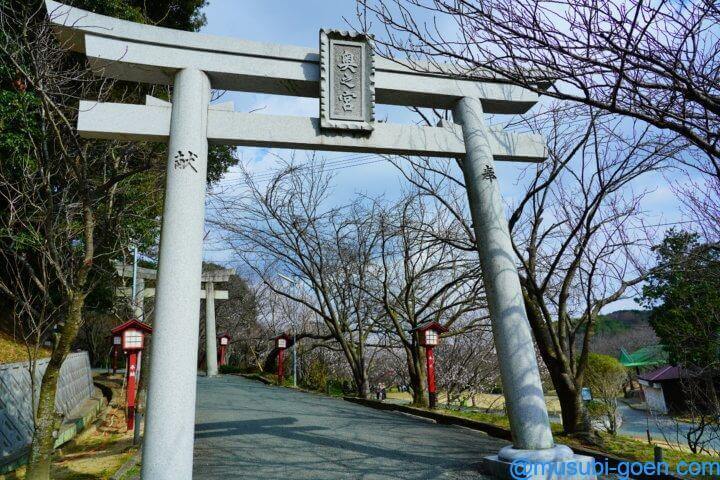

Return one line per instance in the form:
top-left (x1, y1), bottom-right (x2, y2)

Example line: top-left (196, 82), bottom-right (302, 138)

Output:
top-left (0, 352), bottom-right (94, 465)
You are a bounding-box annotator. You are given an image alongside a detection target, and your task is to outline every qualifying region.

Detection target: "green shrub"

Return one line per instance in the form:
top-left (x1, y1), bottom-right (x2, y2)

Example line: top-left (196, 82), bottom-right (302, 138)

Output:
top-left (300, 358), bottom-right (328, 392)
top-left (585, 353), bottom-right (627, 434)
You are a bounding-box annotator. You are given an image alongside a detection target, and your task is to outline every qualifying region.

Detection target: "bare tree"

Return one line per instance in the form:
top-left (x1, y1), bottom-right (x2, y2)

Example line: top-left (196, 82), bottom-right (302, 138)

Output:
top-left (210, 157), bottom-right (383, 397)
top-left (435, 328), bottom-right (500, 408)
top-left (0, 4), bottom-right (173, 476)
top-left (367, 193), bottom-right (488, 406)
top-left (675, 170), bottom-right (720, 243)
top-left (384, 104), bottom-right (678, 435)
top-left (675, 375), bottom-right (720, 456)
top-left (357, 0), bottom-right (719, 170)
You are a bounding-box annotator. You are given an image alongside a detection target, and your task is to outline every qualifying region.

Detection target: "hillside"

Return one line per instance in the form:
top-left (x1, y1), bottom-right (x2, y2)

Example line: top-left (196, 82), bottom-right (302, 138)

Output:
top-left (595, 309), bottom-right (651, 334)
top-left (591, 309), bottom-right (658, 357)
top-left (0, 331), bottom-right (51, 364)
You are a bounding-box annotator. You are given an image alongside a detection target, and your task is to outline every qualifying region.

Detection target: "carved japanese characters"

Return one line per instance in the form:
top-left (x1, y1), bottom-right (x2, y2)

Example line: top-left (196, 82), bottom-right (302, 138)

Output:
top-left (319, 30), bottom-right (375, 132)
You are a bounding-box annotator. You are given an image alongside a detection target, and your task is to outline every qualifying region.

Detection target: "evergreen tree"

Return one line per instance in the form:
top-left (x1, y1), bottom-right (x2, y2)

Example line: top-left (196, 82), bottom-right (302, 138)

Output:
top-left (640, 230), bottom-right (720, 370)
top-left (0, 2), bottom-right (236, 477)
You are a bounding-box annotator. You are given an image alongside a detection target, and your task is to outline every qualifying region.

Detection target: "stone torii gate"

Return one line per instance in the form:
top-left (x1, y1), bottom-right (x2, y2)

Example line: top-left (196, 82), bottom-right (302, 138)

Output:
top-left (115, 263), bottom-right (157, 320)
top-left (115, 263), bottom-right (234, 378)
top-left (199, 269), bottom-right (234, 378)
top-left (46, 2), bottom-right (592, 478)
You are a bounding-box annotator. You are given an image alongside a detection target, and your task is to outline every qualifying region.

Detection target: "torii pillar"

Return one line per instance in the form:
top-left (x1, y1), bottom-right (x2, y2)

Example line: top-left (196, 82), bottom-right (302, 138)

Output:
top-left (201, 269), bottom-right (234, 377)
top-left (142, 68), bottom-right (209, 478)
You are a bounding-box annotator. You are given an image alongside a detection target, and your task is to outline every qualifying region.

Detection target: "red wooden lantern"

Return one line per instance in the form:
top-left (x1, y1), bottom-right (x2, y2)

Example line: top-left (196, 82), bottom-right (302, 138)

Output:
top-left (217, 333), bottom-right (231, 367)
top-left (411, 321), bottom-right (448, 409)
top-left (111, 319), bottom-right (153, 429)
top-left (274, 333), bottom-right (292, 384)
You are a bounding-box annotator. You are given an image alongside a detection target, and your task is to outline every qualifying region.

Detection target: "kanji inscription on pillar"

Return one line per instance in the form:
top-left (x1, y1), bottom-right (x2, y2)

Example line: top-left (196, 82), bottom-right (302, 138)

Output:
top-left (320, 29), bottom-right (375, 132)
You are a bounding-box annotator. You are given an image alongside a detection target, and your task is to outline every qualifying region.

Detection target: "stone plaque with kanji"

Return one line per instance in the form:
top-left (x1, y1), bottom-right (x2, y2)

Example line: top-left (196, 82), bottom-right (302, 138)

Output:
top-left (320, 29), bottom-right (375, 132)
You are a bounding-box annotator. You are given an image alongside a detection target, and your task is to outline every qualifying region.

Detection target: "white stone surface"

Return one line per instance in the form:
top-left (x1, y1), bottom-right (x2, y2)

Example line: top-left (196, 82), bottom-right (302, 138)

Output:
top-left (640, 383), bottom-right (668, 414)
top-left (77, 101), bottom-right (547, 162)
top-left (205, 282), bottom-right (218, 378)
top-left (453, 96), bottom-right (554, 451)
top-left (45, 0), bottom-right (538, 113)
top-left (199, 289), bottom-right (228, 300)
top-left (484, 453), bottom-right (597, 480)
top-left (141, 68), bottom-right (210, 480)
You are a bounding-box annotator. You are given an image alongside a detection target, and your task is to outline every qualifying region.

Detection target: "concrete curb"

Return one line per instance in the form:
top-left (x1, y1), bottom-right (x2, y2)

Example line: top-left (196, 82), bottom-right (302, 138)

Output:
top-left (343, 397), bottom-right (512, 440)
top-left (343, 397), bottom-right (685, 480)
top-left (110, 449), bottom-right (141, 480)
top-left (238, 373), bottom-right (273, 385)
top-left (238, 373), bottom-right (360, 401)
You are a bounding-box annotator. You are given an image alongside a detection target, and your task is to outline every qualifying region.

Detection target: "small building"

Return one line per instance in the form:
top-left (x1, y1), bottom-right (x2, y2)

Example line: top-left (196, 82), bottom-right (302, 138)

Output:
top-left (638, 365), bottom-right (684, 414)
top-left (639, 365), bottom-right (720, 415)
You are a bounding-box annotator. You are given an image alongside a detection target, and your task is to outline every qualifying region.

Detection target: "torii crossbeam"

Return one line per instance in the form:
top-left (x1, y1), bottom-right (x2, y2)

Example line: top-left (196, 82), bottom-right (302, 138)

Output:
top-left (45, 1), bottom-right (594, 479)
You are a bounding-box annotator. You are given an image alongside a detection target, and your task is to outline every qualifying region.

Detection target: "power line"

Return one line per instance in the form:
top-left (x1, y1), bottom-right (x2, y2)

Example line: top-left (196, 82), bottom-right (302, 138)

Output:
top-left (251, 154), bottom-right (381, 181)
top-left (219, 153), bottom-right (393, 185)
top-left (220, 154), bottom-right (371, 181)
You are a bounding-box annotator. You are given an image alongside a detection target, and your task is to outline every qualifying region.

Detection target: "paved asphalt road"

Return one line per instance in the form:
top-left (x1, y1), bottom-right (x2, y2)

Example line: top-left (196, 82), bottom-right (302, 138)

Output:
top-left (192, 375), bottom-right (506, 479)
top-left (618, 402), bottom-right (720, 450)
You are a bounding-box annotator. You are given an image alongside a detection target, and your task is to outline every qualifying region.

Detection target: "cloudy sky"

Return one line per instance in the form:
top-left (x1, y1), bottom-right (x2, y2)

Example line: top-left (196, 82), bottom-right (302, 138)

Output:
top-left (198, 0), bottom-right (691, 311)
top-left (200, 0), bottom-right (422, 202)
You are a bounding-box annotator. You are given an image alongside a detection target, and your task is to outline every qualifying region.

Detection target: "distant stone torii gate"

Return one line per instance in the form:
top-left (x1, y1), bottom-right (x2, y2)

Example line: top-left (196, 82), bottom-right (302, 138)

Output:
top-left (45, 2), bottom-right (593, 479)
top-left (114, 264), bottom-right (234, 378)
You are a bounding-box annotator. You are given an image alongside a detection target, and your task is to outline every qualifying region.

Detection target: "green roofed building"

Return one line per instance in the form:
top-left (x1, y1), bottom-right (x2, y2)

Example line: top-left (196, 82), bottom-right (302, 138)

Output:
top-left (619, 345), bottom-right (668, 369)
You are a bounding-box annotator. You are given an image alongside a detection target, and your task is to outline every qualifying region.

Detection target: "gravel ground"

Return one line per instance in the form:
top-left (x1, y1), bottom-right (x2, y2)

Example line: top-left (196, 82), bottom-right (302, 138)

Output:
top-left (192, 375), bottom-right (507, 479)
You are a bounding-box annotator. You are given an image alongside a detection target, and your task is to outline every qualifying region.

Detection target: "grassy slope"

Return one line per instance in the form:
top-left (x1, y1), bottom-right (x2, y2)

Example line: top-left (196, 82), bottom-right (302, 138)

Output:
top-left (385, 390), bottom-right (563, 414)
top-left (0, 331), bottom-right (51, 364)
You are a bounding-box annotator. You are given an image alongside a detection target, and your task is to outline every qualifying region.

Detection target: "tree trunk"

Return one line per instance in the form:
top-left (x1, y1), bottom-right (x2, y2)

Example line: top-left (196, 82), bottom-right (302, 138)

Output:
top-left (26, 292), bottom-right (84, 480)
top-left (523, 291), bottom-right (591, 436)
top-left (406, 346), bottom-right (428, 407)
top-left (355, 370), bottom-right (369, 399)
top-left (551, 368), bottom-right (591, 436)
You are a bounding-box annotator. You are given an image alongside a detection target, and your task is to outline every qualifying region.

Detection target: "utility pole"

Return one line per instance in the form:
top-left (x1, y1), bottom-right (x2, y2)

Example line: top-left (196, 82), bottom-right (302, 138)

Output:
top-left (131, 244), bottom-right (139, 316)
top-left (293, 330), bottom-right (297, 388)
top-left (130, 243), bottom-right (143, 445)
top-left (279, 274), bottom-right (298, 388)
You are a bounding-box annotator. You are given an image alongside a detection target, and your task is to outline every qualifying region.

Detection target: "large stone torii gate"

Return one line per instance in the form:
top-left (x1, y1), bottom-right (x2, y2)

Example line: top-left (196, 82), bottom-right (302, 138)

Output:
top-left (45, 2), bottom-right (593, 478)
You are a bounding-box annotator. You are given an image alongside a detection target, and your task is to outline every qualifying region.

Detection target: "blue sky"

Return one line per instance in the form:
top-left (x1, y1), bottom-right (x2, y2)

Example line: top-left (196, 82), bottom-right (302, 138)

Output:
top-left (201, 0), bottom-right (412, 192)
top-left (198, 0), bottom-right (690, 311)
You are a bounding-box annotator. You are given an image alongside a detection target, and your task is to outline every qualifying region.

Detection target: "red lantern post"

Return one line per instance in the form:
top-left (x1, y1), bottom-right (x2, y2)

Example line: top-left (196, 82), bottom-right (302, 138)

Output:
top-left (111, 319), bottom-right (153, 429)
top-left (217, 333), bottom-right (231, 366)
top-left (412, 321), bottom-right (448, 409)
top-left (274, 333), bottom-right (291, 385)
